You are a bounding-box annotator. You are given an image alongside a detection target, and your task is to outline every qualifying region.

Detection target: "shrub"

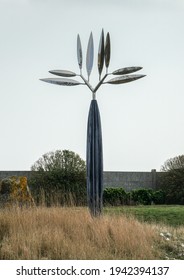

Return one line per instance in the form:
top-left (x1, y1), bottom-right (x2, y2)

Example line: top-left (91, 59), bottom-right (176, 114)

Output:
top-left (103, 188), bottom-right (128, 206)
top-left (159, 168), bottom-right (184, 204)
top-left (160, 155), bottom-right (184, 204)
top-left (29, 150), bottom-right (86, 206)
top-left (103, 188), bottom-right (167, 206)
top-left (152, 190), bottom-right (166, 204)
top-left (131, 189), bottom-right (153, 205)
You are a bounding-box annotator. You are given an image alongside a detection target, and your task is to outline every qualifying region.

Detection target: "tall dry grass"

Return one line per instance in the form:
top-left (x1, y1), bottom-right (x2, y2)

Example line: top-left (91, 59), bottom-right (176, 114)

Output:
top-left (0, 206), bottom-right (163, 260)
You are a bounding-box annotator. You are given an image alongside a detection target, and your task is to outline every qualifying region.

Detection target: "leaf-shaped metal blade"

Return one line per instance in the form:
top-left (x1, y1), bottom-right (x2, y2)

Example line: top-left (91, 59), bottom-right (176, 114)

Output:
top-left (86, 32), bottom-right (94, 80)
top-left (112, 66), bottom-right (143, 75)
top-left (98, 29), bottom-right (104, 78)
top-left (104, 32), bottom-right (110, 69)
top-left (106, 74), bottom-right (146, 84)
top-left (40, 78), bottom-right (82, 86)
top-left (49, 70), bottom-right (76, 77)
top-left (77, 34), bottom-right (83, 70)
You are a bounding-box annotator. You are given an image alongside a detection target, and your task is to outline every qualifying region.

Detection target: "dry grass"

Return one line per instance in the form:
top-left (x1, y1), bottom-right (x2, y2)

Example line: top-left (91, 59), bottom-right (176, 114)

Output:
top-left (0, 206), bottom-right (166, 260)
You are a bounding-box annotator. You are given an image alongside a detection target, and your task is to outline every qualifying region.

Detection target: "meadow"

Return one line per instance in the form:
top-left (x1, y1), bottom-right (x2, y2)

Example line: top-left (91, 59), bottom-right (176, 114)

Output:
top-left (104, 205), bottom-right (184, 227)
top-left (0, 205), bottom-right (184, 260)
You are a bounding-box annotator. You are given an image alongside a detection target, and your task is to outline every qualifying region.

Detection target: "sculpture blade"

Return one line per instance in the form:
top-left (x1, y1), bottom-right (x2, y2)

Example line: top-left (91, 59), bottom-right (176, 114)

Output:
top-left (104, 32), bottom-right (110, 69)
top-left (112, 66), bottom-right (143, 75)
top-left (86, 32), bottom-right (94, 80)
top-left (49, 70), bottom-right (76, 77)
top-left (40, 78), bottom-right (82, 86)
top-left (98, 29), bottom-right (104, 78)
top-left (106, 74), bottom-right (146, 84)
top-left (77, 34), bottom-right (83, 70)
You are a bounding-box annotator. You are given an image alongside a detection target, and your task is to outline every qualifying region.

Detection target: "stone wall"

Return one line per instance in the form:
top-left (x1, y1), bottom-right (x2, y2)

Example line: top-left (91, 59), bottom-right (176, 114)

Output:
top-left (0, 171), bottom-right (32, 180)
top-left (0, 170), bottom-right (163, 191)
top-left (103, 169), bottom-right (160, 191)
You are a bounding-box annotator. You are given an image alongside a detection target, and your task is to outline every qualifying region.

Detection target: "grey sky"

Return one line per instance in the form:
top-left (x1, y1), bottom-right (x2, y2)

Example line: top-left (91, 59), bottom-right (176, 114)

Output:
top-left (0, 0), bottom-right (184, 171)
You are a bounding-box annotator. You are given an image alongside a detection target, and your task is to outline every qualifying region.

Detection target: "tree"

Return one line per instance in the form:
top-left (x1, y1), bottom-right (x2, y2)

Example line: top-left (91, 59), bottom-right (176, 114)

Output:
top-left (31, 150), bottom-right (86, 173)
top-left (160, 155), bottom-right (184, 204)
top-left (161, 155), bottom-right (184, 171)
top-left (30, 150), bottom-right (86, 206)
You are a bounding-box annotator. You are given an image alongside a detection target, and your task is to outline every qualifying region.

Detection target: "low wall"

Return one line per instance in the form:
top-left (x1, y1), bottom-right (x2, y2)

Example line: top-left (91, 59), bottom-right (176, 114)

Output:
top-left (103, 170), bottom-right (158, 190)
top-left (0, 171), bottom-right (32, 180)
top-left (0, 169), bottom-right (163, 191)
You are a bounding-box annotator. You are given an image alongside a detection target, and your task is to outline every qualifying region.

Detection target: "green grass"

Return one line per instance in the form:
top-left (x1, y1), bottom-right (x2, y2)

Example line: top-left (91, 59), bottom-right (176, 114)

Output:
top-left (104, 205), bottom-right (184, 227)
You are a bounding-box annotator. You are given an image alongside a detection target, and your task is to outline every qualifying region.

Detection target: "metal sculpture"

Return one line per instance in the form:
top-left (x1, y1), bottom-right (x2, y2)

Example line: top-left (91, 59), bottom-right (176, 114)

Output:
top-left (40, 29), bottom-right (145, 217)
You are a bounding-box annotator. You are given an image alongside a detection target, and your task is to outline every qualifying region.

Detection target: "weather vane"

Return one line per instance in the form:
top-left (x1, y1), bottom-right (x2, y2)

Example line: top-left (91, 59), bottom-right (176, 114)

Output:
top-left (40, 29), bottom-right (145, 217)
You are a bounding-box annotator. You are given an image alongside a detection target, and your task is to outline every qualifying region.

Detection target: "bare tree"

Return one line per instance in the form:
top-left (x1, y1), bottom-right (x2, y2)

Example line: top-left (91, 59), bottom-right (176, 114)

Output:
top-left (31, 150), bottom-right (85, 173)
top-left (161, 155), bottom-right (184, 171)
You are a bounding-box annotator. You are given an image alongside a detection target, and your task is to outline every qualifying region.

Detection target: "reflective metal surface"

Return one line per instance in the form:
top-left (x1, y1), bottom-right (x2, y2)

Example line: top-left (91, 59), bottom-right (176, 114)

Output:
top-left (106, 74), bottom-right (146, 84)
top-left (98, 29), bottom-right (104, 79)
top-left (41, 30), bottom-right (145, 95)
top-left (86, 32), bottom-right (94, 80)
top-left (40, 78), bottom-right (82, 86)
top-left (49, 70), bottom-right (76, 77)
top-left (77, 34), bottom-right (83, 71)
top-left (104, 32), bottom-right (110, 70)
top-left (112, 66), bottom-right (142, 75)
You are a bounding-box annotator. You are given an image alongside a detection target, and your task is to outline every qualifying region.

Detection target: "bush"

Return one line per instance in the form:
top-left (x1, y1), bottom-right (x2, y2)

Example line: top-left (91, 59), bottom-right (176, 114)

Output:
top-left (152, 190), bottom-right (166, 204)
top-left (131, 189), bottom-right (153, 205)
top-left (30, 170), bottom-right (86, 206)
top-left (103, 188), bottom-right (128, 206)
top-left (159, 168), bottom-right (184, 204)
top-left (103, 188), bottom-right (167, 206)
top-left (29, 150), bottom-right (86, 206)
top-left (160, 155), bottom-right (184, 204)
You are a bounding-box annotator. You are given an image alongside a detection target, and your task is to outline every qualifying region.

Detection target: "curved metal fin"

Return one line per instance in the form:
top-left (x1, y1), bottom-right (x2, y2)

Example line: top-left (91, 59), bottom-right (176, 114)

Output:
top-left (40, 78), bottom-right (82, 86)
top-left (86, 32), bottom-right (94, 81)
top-left (106, 74), bottom-right (146, 84)
top-left (49, 70), bottom-right (76, 77)
top-left (112, 66), bottom-right (143, 75)
top-left (104, 32), bottom-right (110, 69)
top-left (77, 34), bottom-right (83, 71)
top-left (98, 29), bottom-right (104, 79)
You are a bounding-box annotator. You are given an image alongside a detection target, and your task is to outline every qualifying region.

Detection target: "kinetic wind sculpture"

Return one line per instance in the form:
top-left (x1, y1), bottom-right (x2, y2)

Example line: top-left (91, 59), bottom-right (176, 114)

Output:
top-left (40, 30), bottom-right (145, 217)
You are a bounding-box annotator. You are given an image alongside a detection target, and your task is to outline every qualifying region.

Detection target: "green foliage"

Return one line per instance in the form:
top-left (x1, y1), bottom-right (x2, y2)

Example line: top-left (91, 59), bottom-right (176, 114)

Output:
top-left (103, 188), bottom-right (166, 206)
top-left (31, 150), bottom-right (86, 173)
top-left (152, 190), bottom-right (166, 204)
top-left (103, 188), bottom-right (128, 206)
top-left (159, 168), bottom-right (184, 204)
top-left (29, 150), bottom-right (86, 206)
top-left (160, 155), bottom-right (184, 204)
top-left (131, 189), bottom-right (153, 205)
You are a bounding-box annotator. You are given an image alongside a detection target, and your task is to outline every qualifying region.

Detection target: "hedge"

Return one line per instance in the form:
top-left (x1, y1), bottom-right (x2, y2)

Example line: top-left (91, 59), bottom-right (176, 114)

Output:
top-left (103, 188), bottom-right (166, 206)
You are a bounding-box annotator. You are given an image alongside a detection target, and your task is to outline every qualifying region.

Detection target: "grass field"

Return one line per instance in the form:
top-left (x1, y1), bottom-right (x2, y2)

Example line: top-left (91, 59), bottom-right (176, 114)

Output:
top-left (0, 206), bottom-right (184, 260)
top-left (104, 205), bottom-right (184, 227)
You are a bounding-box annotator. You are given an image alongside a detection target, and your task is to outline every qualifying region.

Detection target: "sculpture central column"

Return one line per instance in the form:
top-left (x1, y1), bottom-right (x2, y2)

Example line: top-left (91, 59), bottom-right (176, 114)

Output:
top-left (86, 100), bottom-right (103, 216)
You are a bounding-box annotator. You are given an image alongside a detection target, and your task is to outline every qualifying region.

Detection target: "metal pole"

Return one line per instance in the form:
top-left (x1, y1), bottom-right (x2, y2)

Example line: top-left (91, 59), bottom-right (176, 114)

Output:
top-left (87, 100), bottom-right (103, 216)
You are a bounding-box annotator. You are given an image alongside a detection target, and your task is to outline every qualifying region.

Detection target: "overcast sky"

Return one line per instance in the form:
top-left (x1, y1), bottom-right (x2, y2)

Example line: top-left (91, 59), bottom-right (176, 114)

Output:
top-left (0, 0), bottom-right (184, 171)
